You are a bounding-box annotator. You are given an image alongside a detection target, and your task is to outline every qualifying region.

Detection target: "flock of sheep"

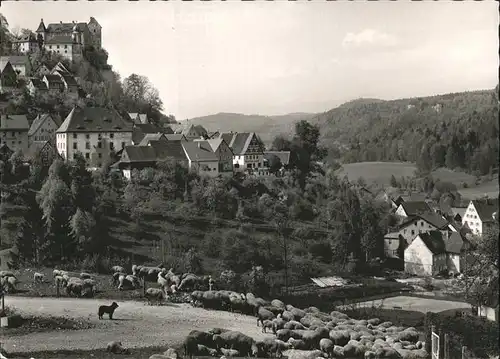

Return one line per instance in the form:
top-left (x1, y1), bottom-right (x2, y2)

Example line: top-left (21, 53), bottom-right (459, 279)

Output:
top-left (183, 290), bottom-right (429, 359)
top-left (0, 271), bottom-right (18, 293)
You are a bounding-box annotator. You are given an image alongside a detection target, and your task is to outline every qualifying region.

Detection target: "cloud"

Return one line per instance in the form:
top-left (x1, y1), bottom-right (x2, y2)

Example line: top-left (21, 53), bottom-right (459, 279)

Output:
top-left (342, 29), bottom-right (399, 48)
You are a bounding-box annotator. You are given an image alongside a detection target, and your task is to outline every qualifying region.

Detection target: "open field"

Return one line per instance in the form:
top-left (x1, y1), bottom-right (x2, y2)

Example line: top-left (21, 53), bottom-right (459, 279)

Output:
top-left (339, 295), bottom-right (470, 313)
top-left (2, 296), bottom-right (272, 353)
top-left (430, 168), bottom-right (477, 187)
top-left (458, 178), bottom-right (499, 199)
top-left (336, 162), bottom-right (417, 186)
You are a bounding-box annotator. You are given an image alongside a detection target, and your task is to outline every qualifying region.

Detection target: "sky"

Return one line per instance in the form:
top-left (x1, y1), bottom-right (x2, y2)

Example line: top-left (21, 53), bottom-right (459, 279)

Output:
top-left (1, 1), bottom-right (498, 120)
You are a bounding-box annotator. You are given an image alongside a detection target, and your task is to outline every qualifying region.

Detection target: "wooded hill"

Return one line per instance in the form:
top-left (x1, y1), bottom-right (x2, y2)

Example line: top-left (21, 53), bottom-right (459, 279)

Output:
top-left (313, 88), bottom-right (499, 176)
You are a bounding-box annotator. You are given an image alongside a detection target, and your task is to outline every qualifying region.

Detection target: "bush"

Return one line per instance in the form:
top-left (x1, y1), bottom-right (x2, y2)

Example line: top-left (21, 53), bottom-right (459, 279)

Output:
top-left (425, 311), bottom-right (500, 358)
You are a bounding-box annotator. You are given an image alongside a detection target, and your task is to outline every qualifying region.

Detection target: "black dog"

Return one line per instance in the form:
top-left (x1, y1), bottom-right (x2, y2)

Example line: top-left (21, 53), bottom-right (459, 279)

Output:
top-left (98, 302), bottom-right (119, 320)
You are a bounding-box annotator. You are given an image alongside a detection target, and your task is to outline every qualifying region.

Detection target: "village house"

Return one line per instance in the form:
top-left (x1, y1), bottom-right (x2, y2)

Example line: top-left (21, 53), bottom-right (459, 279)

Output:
top-left (477, 291), bottom-right (499, 322)
top-left (24, 140), bottom-right (62, 167)
top-left (27, 78), bottom-right (48, 96)
top-left (43, 74), bottom-right (65, 94)
top-left (182, 141), bottom-right (221, 177)
top-left (264, 151), bottom-right (291, 168)
top-left (116, 140), bottom-right (188, 180)
top-left (35, 18), bottom-right (102, 61)
top-left (404, 231), bottom-right (456, 276)
top-left (395, 201), bottom-right (433, 218)
top-left (218, 132), bottom-right (266, 175)
top-left (50, 61), bottom-right (71, 75)
top-left (461, 199), bottom-right (499, 236)
top-left (28, 113), bottom-right (61, 145)
top-left (171, 123), bottom-right (209, 140)
top-left (0, 59), bottom-right (18, 94)
top-left (131, 123), bottom-right (173, 145)
top-left (138, 133), bottom-right (168, 146)
top-left (0, 56), bottom-right (31, 77)
top-left (55, 106), bottom-right (133, 167)
top-left (165, 134), bottom-right (187, 142)
top-left (193, 138), bottom-right (234, 176)
top-left (11, 33), bottom-right (39, 54)
top-left (385, 212), bottom-right (456, 254)
top-left (0, 114), bottom-right (30, 154)
top-left (450, 206), bottom-right (467, 223)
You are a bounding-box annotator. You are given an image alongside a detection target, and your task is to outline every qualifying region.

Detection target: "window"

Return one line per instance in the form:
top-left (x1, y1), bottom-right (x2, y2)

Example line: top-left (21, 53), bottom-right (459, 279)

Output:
top-left (85, 153), bottom-right (90, 159)
top-left (73, 143), bottom-right (77, 150)
top-left (420, 222), bottom-right (424, 227)
top-left (86, 134), bottom-right (90, 139)
top-left (85, 142), bottom-right (90, 149)
top-left (411, 230), bottom-right (415, 236)
top-left (258, 163), bottom-right (261, 168)
top-left (404, 229), bottom-right (407, 234)
top-left (98, 153), bottom-right (102, 158)
top-left (110, 133), bottom-right (114, 139)
top-left (57, 45), bottom-right (59, 49)
top-left (97, 142), bottom-right (102, 148)
top-left (11, 131), bottom-right (14, 136)
top-left (247, 163), bottom-right (252, 169)
top-left (121, 142), bottom-right (125, 149)
top-left (110, 143), bottom-right (114, 150)
top-left (73, 133), bottom-right (77, 139)
top-left (65, 45), bottom-right (67, 48)
top-left (234, 164), bottom-right (240, 169)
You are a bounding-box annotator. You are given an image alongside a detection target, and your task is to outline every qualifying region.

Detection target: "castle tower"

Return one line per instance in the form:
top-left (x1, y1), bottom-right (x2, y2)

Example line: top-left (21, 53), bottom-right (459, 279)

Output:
top-left (72, 24), bottom-right (80, 44)
top-left (35, 18), bottom-right (47, 40)
top-left (87, 17), bottom-right (102, 49)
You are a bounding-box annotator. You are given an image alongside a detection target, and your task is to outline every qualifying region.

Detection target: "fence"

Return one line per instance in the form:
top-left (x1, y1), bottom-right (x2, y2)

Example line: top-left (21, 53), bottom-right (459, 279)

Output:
top-left (431, 326), bottom-right (495, 359)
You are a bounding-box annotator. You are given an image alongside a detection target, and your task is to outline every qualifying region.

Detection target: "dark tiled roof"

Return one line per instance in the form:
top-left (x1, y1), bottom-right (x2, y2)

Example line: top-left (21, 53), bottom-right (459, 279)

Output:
top-left (400, 201), bottom-right (432, 216)
top-left (61, 74), bottom-right (78, 87)
top-left (149, 140), bottom-right (187, 162)
top-left (231, 132), bottom-right (251, 155)
top-left (182, 141), bottom-right (218, 162)
top-left (472, 199), bottom-right (499, 223)
top-left (46, 22), bottom-right (87, 33)
top-left (0, 55), bottom-right (29, 66)
top-left (418, 231), bottom-right (446, 255)
top-left (36, 20), bottom-right (47, 33)
top-left (445, 232), bottom-right (464, 254)
top-left (418, 212), bottom-right (449, 229)
top-left (135, 123), bottom-right (161, 133)
top-left (29, 78), bottom-right (48, 90)
top-left (56, 106), bottom-right (133, 133)
top-left (264, 151), bottom-right (291, 165)
top-left (45, 34), bottom-right (75, 44)
top-left (0, 114), bottom-right (29, 130)
top-left (219, 132), bottom-right (235, 147)
top-left (138, 133), bottom-right (166, 146)
top-left (44, 74), bottom-right (64, 86)
top-left (164, 134), bottom-right (187, 141)
top-left (52, 62), bottom-right (71, 74)
top-left (28, 114), bottom-right (59, 136)
top-left (122, 146), bottom-right (157, 163)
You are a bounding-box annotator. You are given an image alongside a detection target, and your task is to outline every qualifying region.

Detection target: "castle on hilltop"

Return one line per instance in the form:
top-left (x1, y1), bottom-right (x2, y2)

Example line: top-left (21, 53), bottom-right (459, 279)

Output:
top-left (13, 17), bottom-right (102, 62)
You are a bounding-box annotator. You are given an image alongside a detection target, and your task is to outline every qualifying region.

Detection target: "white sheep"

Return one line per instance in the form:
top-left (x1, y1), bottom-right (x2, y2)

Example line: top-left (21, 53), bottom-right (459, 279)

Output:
top-left (145, 287), bottom-right (166, 305)
top-left (158, 272), bottom-right (169, 290)
top-left (111, 265), bottom-right (126, 274)
top-left (33, 272), bottom-right (45, 283)
top-left (80, 272), bottom-right (92, 280)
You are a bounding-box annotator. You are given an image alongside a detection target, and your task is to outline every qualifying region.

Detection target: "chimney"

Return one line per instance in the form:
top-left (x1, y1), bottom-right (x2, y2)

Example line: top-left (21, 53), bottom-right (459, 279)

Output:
top-left (197, 142), bottom-right (201, 148)
top-left (60, 21), bottom-right (63, 24)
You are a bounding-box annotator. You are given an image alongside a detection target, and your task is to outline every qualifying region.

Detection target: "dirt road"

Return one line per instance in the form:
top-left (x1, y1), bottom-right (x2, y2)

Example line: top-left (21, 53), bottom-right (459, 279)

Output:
top-left (3, 297), bottom-right (272, 353)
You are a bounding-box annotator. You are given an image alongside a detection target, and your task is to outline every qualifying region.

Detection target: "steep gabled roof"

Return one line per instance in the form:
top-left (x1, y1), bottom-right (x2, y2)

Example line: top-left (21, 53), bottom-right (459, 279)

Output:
top-left (28, 114), bottom-right (60, 136)
top-left (264, 151), bottom-right (291, 165)
top-left (451, 207), bottom-right (466, 219)
top-left (28, 78), bottom-right (48, 90)
top-left (52, 61), bottom-right (70, 74)
top-left (60, 74), bottom-right (78, 87)
top-left (472, 199), bottom-right (499, 223)
top-left (0, 114), bottom-right (30, 130)
top-left (36, 19), bottom-right (47, 33)
top-left (231, 132), bottom-right (252, 155)
top-left (399, 201), bottom-right (432, 216)
top-left (219, 132), bottom-right (235, 147)
top-left (0, 59), bottom-right (14, 73)
top-left (138, 133), bottom-right (167, 146)
top-left (56, 106), bottom-right (133, 133)
top-left (445, 232), bottom-right (465, 254)
top-left (43, 74), bottom-right (64, 86)
top-left (182, 141), bottom-right (218, 162)
top-left (417, 231), bottom-right (446, 255)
